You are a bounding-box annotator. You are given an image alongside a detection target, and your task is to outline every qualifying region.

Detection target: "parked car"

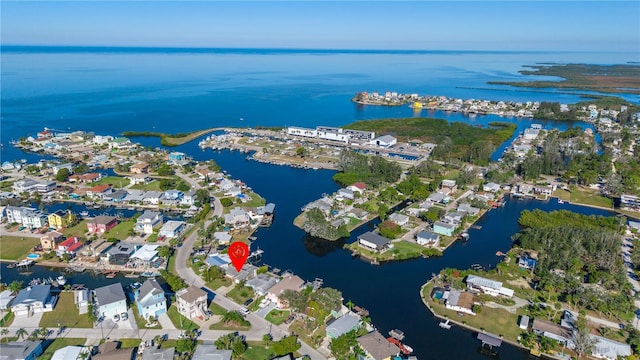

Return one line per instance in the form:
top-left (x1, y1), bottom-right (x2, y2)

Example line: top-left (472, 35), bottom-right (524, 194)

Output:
top-left (284, 315), bottom-right (295, 324)
top-left (240, 307), bottom-right (250, 316)
top-left (121, 312), bottom-right (128, 321)
top-left (113, 314), bottom-right (120, 322)
top-left (243, 298), bottom-right (253, 306)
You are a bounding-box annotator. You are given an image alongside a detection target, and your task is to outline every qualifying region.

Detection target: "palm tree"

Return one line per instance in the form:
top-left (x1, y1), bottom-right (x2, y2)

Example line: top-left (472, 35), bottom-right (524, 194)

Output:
top-left (38, 327), bottom-right (49, 339)
top-left (15, 328), bottom-right (27, 340)
top-left (346, 300), bottom-right (354, 311)
top-left (1, 328), bottom-right (9, 337)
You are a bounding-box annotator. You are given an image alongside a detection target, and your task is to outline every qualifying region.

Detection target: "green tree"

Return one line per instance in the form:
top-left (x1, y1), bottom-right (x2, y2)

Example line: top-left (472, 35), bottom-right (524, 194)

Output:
top-left (56, 168), bottom-right (70, 182)
top-left (8, 281), bottom-right (24, 292)
top-left (15, 328), bottom-right (27, 340)
top-left (296, 147), bottom-right (307, 157)
top-left (262, 333), bottom-right (273, 347)
top-left (272, 336), bottom-right (301, 356)
top-left (280, 289), bottom-right (309, 313)
top-left (158, 246), bottom-right (172, 259)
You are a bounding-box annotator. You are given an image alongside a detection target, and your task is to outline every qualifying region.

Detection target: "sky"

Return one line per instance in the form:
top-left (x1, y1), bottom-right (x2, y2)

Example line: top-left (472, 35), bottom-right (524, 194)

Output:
top-left (2, 1), bottom-right (639, 52)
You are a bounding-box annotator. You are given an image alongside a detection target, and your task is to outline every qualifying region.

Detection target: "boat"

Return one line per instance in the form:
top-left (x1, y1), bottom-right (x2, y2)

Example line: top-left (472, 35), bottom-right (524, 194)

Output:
top-left (557, 199), bottom-right (565, 204)
top-left (141, 271), bottom-right (157, 278)
top-left (386, 337), bottom-right (413, 355)
top-left (439, 319), bottom-right (452, 329)
top-left (56, 275), bottom-right (67, 286)
top-left (388, 329), bottom-right (405, 341)
top-left (105, 272), bottom-right (117, 279)
top-left (125, 272), bottom-right (139, 278)
top-left (16, 259), bottom-right (34, 267)
top-left (80, 211), bottom-right (89, 217)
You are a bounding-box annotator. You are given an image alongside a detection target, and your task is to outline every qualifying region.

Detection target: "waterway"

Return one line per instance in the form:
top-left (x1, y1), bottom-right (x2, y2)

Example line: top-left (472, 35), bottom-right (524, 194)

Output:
top-left (1, 149), bottom-right (618, 359)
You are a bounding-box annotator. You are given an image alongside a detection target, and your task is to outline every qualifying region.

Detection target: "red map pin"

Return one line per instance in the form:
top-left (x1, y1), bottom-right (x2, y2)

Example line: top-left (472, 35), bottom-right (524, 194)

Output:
top-left (228, 241), bottom-right (249, 272)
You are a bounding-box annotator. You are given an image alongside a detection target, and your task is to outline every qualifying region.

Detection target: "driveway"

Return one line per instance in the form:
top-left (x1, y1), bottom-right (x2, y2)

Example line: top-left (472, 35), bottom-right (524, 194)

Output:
top-left (256, 302), bottom-right (277, 318)
top-left (10, 312), bottom-right (43, 330)
top-left (157, 312), bottom-right (176, 330)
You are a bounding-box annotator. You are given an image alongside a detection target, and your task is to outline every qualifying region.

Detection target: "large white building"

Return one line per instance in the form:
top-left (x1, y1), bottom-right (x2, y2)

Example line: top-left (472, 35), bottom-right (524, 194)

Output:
top-left (5, 206), bottom-right (48, 228)
top-left (466, 275), bottom-right (514, 298)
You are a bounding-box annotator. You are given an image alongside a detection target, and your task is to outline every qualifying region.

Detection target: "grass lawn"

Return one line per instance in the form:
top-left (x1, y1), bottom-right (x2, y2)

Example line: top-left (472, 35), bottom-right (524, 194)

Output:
top-left (40, 292), bottom-right (93, 328)
top-left (38, 338), bottom-right (86, 360)
top-left (554, 188), bottom-right (612, 208)
top-left (345, 240), bottom-right (436, 262)
top-left (209, 301), bottom-right (227, 316)
top-left (226, 285), bottom-right (255, 305)
top-left (209, 321), bottom-right (251, 331)
top-left (62, 220), bottom-right (89, 239)
top-left (289, 320), bottom-right (326, 349)
top-left (166, 305), bottom-right (199, 331)
top-left (0, 311), bottom-right (15, 327)
top-left (130, 180), bottom-right (162, 191)
top-left (103, 220), bottom-right (135, 240)
top-left (243, 341), bottom-right (274, 360)
top-left (131, 302), bottom-right (161, 329)
top-left (206, 277), bottom-right (232, 291)
top-left (0, 236), bottom-right (40, 260)
top-left (94, 176), bottom-right (130, 188)
top-left (119, 338), bottom-right (141, 348)
top-left (265, 309), bottom-right (290, 325)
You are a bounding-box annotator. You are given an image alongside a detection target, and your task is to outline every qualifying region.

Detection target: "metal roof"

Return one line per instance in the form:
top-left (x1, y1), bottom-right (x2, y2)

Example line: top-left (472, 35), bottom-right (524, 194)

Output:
top-left (358, 231), bottom-right (391, 247)
top-left (466, 275), bottom-right (502, 291)
top-left (94, 283), bottom-right (126, 306)
top-left (477, 333), bottom-right (502, 347)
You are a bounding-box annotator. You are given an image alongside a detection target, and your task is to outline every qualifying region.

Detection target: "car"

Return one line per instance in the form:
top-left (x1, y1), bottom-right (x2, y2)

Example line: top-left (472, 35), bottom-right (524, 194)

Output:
top-left (284, 315), bottom-right (295, 324)
top-left (121, 312), bottom-right (128, 321)
top-left (113, 314), bottom-right (120, 322)
top-left (244, 298), bottom-right (254, 306)
top-left (240, 307), bottom-right (250, 316)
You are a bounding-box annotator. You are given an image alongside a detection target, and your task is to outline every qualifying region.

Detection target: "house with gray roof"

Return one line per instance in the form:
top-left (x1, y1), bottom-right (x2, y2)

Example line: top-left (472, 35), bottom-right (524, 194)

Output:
top-left (135, 279), bottom-right (166, 320)
top-left (11, 285), bottom-right (56, 316)
top-left (591, 335), bottom-right (632, 360)
top-left (357, 232), bottom-right (391, 252)
top-left (135, 210), bottom-right (163, 234)
top-left (0, 341), bottom-right (43, 360)
top-left (416, 230), bottom-right (440, 246)
top-left (326, 313), bottom-right (360, 339)
top-left (466, 275), bottom-right (514, 298)
top-left (357, 331), bottom-right (400, 360)
top-left (457, 203), bottom-right (480, 216)
top-left (191, 345), bottom-right (231, 360)
top-left (141, 346), bottom-right (175, 360)
top-left (388, 213), bottom-right (409, 227)
top-left (94, 283), bottom-right (127, 321)
top-left (246, 274), bottom-right (278, 296)
top-left (51, 345), bottom-right (90, 360)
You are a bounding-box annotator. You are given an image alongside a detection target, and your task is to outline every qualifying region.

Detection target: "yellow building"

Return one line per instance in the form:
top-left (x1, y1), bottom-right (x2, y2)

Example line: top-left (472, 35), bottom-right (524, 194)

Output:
top-left (47, 210), bottom-right (76, 229)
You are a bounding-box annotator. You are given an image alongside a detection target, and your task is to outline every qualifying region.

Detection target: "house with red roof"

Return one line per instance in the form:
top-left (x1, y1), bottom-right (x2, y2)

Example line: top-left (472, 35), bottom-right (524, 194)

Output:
top-left (348, 182), bottom-right (367, 194)
top-left (69, 173), bottom-right (102, 183)
top-left (56, 236), bottom-right (83, 257)
top-left (86, 184), bottom-right (112, 199)
top-left (37, 129), bottom-right (53, 139)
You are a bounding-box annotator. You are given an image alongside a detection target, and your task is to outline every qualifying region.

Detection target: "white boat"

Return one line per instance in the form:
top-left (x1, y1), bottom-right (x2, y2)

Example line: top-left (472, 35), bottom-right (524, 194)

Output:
top-left (557, 199), bottom-right (564, 204)
top-left (439, 319), bottom-right (452, 329)
top-left (56, 275), bottom-right (67, 286)
top-left (80, 211), bottom-right (89, 217)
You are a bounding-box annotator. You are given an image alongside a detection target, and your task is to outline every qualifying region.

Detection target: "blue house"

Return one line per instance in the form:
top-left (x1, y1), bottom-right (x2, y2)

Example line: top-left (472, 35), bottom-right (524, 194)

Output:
top-left (134, 278), bottom-right (167, 320)
top-left (168, 152), bottom-right (186, 161)
top-left (518, 256), bottom-right (537, 270)
top-left (433, 221), bottom-right (456, 237)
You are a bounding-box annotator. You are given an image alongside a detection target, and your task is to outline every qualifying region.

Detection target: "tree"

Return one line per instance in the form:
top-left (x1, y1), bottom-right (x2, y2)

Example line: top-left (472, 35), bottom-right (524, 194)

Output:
top-left (56, 168), bottom-right (70, 182)
top-left (160, 270), bottom-right (187, 292)
top-left (262, 333), bottom-right (273, 347)
top-left (272, 336), bottom-right (301, 356)
top-left (346, 300), bottom-right (354, 311)
top-left (310, 287), bottom-right (343, 313)
top-left (15, 328), bottom-right (27, 340)
top-left (195, 189), bottom-right (210, 205)
top-left (280, 289), bottom-right (309, 313)
top-left (296, 146), bottom-right (307, 158)
top-left (8, 281), bottom-right (24, 292)
top-left (176, 338), bottom-right (196, 354)
top-left (205, 266), bottom-right (224, 282)
top-left (158, 246), bottom-right (172, 259)
top-left (573, 315), bottom-right (596, 359)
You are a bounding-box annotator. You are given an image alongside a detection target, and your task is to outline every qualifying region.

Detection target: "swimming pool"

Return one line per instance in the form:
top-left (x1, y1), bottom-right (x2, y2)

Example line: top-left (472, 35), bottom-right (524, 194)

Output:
top-left (26, 253), bottom-right (40, 260)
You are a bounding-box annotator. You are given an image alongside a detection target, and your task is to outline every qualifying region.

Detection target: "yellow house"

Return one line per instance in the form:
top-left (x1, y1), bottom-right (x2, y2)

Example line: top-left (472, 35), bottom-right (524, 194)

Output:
top-left (47, 210), bottom-right (76, 229)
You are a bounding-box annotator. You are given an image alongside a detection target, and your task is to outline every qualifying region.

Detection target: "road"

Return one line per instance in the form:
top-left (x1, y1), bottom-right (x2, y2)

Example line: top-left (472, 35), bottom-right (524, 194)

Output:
top-left (173, 171), bottom-right (327, 359)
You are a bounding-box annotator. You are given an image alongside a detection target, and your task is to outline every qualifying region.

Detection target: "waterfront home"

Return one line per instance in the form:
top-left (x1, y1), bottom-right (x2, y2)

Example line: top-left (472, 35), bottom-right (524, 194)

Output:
top-left (483, 182), bottom-right (501, 193)
top-left (47, 209), bottom-right (76, 229)
top-left (369, 134), bottom-right (397, 148)
top-left (427, 192), bottom-right (449, 205)
top-left (433, 221), bottom-right (456, 237)
top-left (135, 210), bottom-right (163, 234)
top-left (74, 289), bottom-right (89, 314)
top-left (246, 273), bottom-right (278, 296)
top-left (347, 182), bottom-right (367, 194)
top-left (206, 253), bottom-right (231, 269)
top-left (466, 275), bottom-right (514, 298)
top-left (130, 244), bottom-right (160, 268)
top-left (326, 313), bottom-right (360, 339)
top-left (357, 232), bottom-right (392, 253)
top-left (195, 167), bottom-right (216, 181)
top-left (51, 346), bottom-right (91, 360)
top-left (12, 285), bottom-right (56, 316)
top-left (40, 231), bottom-right (65, 251)
top-left (69, 172), bottom-right (102, 183)
top-left (161, 189), bottom-right (183, 205)
top-left (93, 342), bottom-right (134, 360)
top-left (517, 183), bottom-right (534, 195)
top-left (109, 137), bottom-right (133, 150)
top-left (416, 230), bottom-right (440, 247)
top-left (457, 203), bottom-right (480, 216)
top-left (213, 231), bottom-right (232, 245)
top-left (440, 179), bottom-right (457, 195)
top-left (86, 184), bottom-right (112, 199)
top-left (12, 178), bottom-right (56, 194)
top-left (180, 189), bottom-right (197, 206)
top-left (0, 290), bottom-right (16, 310)
top-left (218, 179), bottom-right (236, 191)
top-left (224, 208), bottom-right (250, 229)
top-left (591, 335), bottom-right (632, 360)
top-left (103, 189), bottom-right (128, 202)
top-left (141, 346), bottom-right (175, 360)
top-left (303, 198), bottom-right (333, 216)
top-left (356, 331), bottom-right (400, 360)
top-left (532, 318), bottom-right (574, 347)
top-left (266, 275), bottom-right (305, 309)
top-left (0, 341), bottom-right (44, 360)
top-left (388, 213), bottom-right (409, 227)
top-left (443, 289), bottom-right (475, 315)
top-left (337, 188), bottom-right (355, 200)
top-left (6, 206), bottom-right (48, 228)
top-left (51, 163), bottom-right (74, 174)
top-left (621, 194), bottom-right (640, 211)
top-left (168, 151), bottom-right (187, 163)
top-left (87, 215), bottom-right (118, 234)
top-left (519, 315), bottom-right (530, 330)
top-left (225, 264), bottom-right (257, 283)
top-left (533, 184), bottom-right (555, 196)
top-left (175, 286), bottom-right (208, 320)
top-left (56, 237), bottom-right (83, 258)
top-left (192, 345), bottom-right (232, 360)
top-left (158, 220), bottom-right (186, 239)
top-left (523, 127), bottom-right (541, 140)
top-left (123, 189), bottom-right (145, 203)
top-left (103, 242), bottom-right (138, 265)
top-left (518, 255), bottom-right (538, 270)
top-left (443, 211), bottom-right (464, 225)
top-left (127, 174), bottom-right (151, 185)
top-left (135, 278), bottom-right (167, 320)
top-left (255, 203), bottom-right (276, 225)
top-left (94, 283), bottom-right (128, 322)
top-left (346, 207), bottom-right (369, 220)
top-left (224, 186), bottom-right (242, 197)
top-left (142, 191), bottom-right (163, 205)
top-left (129, 162), bottom-right (149, 174)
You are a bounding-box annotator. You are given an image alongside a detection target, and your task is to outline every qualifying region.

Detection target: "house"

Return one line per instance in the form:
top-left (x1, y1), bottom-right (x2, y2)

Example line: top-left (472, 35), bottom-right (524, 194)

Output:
top-left (12, 179), bottom-right (56, 194)
top-left (388, 213), bottom-right (409, 227)
top-left (158, 220), bottom-right (186, 239)
top-left (135, 211), bottom-right (163, 234)
top-left (92, 342), bottom-right (134, 360)
top-left (103, 242), bottom-right (138, 265)
top-left (483, 182), bottom-right (501, 193)
top-left (129, 162), bottom-right (149, 174)
top-left (141, 346), bottom-right (175, 360)
top-left (518, 256), bottom-right (537, 270)
top-left (0, 341), bottom-right (44, 360)
top-left (47, 210), bottom-right (76, 229)
top-left (213, 231), bottom-right (232, 245)
top-left (457, 203), bottom-right (480, 216)
top-left (266, 275), bottom-right (305, 309)
top-left (621, 194), bottom-right (640, 210)
top-left (206, 253), bottom-right (231, 269)
top-left (94, 283), bottom-right (127, 321)
top-left (127, 174), bottom-right (151, 185)
top-left (40, 231), bottom-right (65, 251)
top-left (444, 289), bottom-right (475, 315)
top-left (519, 315), bottom-right (530, 330)
top-left (162, 190), bottom-right (183, 205)
top-left (591, 335), bottom-right (632, 360)
top-left (51, 346), bottom-right (91, 360)
top-left (0, 290), bottom-right (16, 310)
top-left (369, 134), bottom-right (397, 148)
top-left (517, 183), bottom-right (533, 195)
top-left (433, 221), bottom-right (456, 237)
top-left (142, 191), bottom-right (163, 205)
top-left (168, 151), bottom-right (187, 162)
top-left (11, 285), bottom-right (56, 316)
top-left (326, 313), bottom-right (360, 339)
top-left (224, 208), bottom-right (250, 229)
top-left (176, 286), bottom-right (208, 320)
top-left (225, 264), bottom-right (257, 284)
top-left (532, 318), bottom-right (574, 347)
top-left (357, 232), bottom-right (391, 252)
top-left (347, 182), bottom-right (367, 194)
top-left (533, 184), bottom-right (555, 196)
top-left (347, 208), bottom-right (369, 220)
top-left (5, 206), bottom-right (48, 228)
top-left (180, 189), bottom-right (197, 206)
top-left (109, 137), bottom-right (133, 150)
top-left (68, 172), bottom-right (101, 183)
top-left (245, 274), bottom-right (278, 296)
top-left (337, 188), bottom-right (355, 200)
top-left (87, 215), bottom-right (118, 234)
top-left (441, 179), bottom-right (457, 194)
top-left (51, 163), bottom-right (74, 175)
top-left (130, 244), bottom-right (160, 268)
top-left (303, 198), bottom-right (332, 215)
top-left (357, 331), bottom-right (400, 360)
top-left (427, 192), bottom-right (449, 204)
top-left (135, 279), bottom-right (167, 321)
top-left (74, 289), bottom-right (89, 314)
top-left (224, 186), bottom-right (242, 197)
top-left (191, 344), bottom-right (232, 360)
top-left (56, 237), bottom-right (83, 258)
top-left (443, 211), bottom-right (464, 225)
top-left (86, 184), bottom-right (112, 199)
top-left (466, 275), bottom-right (514, 297)
top-left (416, 230), bottom-right (440, 246)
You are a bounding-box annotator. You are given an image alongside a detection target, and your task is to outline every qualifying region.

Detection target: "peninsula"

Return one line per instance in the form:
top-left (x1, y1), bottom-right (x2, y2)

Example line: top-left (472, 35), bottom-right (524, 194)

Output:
top-left (122, 127), bottom-right (223, 146)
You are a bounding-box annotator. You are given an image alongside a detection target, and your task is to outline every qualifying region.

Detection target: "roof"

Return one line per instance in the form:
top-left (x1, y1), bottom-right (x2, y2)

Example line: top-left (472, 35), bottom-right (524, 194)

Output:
top-left (477, 333), bottom-right (502, 347)
top-left (466, 275), bottom-right (502, 291)
top-left (434, 221), bottom-right (456, 230)
top-left (532, 318), bottom-right (573, 339)
top-left (137, 210), bottom-right (162, 221)
top-left (176, 286), bottom-right (207, 304)
top-left (326, 313), bottom-right (360, 338)
top-left (130, 244), bottom-right (159, 261)
top-left (141, 347), bottom-right (175, 360)
top-left (416, 231), bottom-right (439, 241)
top-left (591, 335), bottom-right (632, 358)
top-left (352, 182), bottom-right (367, 190)
top-left (268, 275), bottom-right (305, 297)
top-left (388, 213), bottom-right (409, 223)
top-left (213, 232), bottom-right (232, 242)
top-left (446, 289), bottom-right (474, 309)
top-left (137, 279), bottom-right (164, 302)
top-left (94, 283), bottom-right (126, 307)
top-left (357, 331), bottom-right (400, 360)
top-left (206, 254), bottom-right (231, 267)
top-left (89, 184), bottom-right (111, 193)
top-left (13, 285), bottom-right (51, 306)
top-left (0, 341), bottom-right (43, 360)
top-left (358, 232), bottom-right (390, 247)
top-left (376, 134), bottom-right (396, 143)
top-left (51, 346), bottom-right (86, 360)
top-left (159, 220), bottom-right (185, 233)
top-left (191, 345), bottom-right (232, 360)
top-left (91, 215), bottom-right (117, 225)
top-left (246, 274), bottom-right (278, 294)
top-left (94, 342), bottom-right (134, 360)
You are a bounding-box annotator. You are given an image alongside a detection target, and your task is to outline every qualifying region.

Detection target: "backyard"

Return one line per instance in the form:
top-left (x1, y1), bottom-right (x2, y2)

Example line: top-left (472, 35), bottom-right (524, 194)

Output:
top-left (130, 180), bottom-right (163, 191)
top-left (553, 187), bottom-right (613, 209)
top-left (94, 176), bottom-right (130, 188)
top-left (40, 292), bottom-right (94, 328)
top-left (62, 220), bottom-right (89, 238)
top-left (0, 236), bottom-right (40, 260)
top-left (103, 220), bottom-right (135, 240)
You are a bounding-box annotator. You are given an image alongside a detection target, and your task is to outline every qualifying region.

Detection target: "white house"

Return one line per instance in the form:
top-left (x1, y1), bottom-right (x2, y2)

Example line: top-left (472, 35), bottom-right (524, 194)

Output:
top-left (158, 220), bottom-right (186, 239)
top-left (135, 210), bottom-right (163, 234)
top-left (483, 182), bottom-right (501, 193)
top-left (466, 275), bottom-right (514, 298)
top-left (369, 135), bottom-right (397, 148)
top-left (135, 279), bottom-right (167, 321)
top-left (51, 346), bottom-right (90, 360)
top-left (11, 285), bottom-right (56, 316)
top-left (94, 283), bottom-right (127, 321)
top-left (388, 213), bottom-right (409, 227)
top-left (416, 230), bottom-right (440, 246)
top-left (176, 286), bottom-right (208, 320)
top-left (444, 289), bottom-right (475, 315)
